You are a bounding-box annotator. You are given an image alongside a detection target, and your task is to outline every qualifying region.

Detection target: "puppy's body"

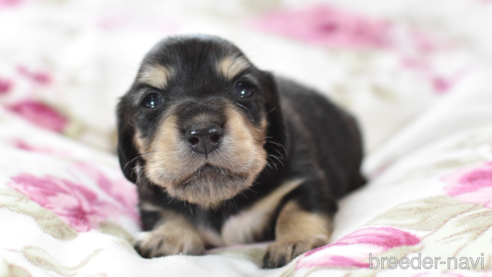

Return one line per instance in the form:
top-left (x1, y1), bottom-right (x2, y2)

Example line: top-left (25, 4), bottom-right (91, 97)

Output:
top-left (117, 35), bottom-right (364, 268)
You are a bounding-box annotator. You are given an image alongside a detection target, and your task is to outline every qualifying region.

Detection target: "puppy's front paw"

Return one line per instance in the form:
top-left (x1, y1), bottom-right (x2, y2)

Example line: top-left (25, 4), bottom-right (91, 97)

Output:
top-left (262, 235), bottom-right (329, 269)
top-left (134, 228), bottom-right (205, 258)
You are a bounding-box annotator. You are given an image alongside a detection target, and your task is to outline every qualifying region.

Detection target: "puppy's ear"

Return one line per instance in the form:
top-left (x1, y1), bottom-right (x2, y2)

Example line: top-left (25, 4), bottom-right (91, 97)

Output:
top-left (116, 100), bottom-right (139, 183)
top-left (260, 71), bottom-right (289, 162)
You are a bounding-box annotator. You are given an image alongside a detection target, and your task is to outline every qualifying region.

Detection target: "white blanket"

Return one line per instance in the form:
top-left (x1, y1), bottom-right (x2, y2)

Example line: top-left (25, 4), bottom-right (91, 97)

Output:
top-left (1, 0), bottom-right (492, 276)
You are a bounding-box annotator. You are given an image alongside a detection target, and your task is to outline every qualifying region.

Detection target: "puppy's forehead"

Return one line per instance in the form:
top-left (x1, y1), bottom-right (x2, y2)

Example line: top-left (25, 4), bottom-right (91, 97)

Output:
top-left (137, 37), bottom-right (252, 88)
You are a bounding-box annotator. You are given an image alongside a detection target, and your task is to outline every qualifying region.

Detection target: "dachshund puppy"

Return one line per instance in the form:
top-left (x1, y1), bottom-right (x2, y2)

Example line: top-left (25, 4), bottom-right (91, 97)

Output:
top-left (117, 35), bottom-right (365, 268)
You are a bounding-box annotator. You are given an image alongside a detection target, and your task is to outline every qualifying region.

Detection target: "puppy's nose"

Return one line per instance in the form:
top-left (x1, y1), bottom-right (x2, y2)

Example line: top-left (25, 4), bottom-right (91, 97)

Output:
top-left (185, 123), bottom-right (223, 155)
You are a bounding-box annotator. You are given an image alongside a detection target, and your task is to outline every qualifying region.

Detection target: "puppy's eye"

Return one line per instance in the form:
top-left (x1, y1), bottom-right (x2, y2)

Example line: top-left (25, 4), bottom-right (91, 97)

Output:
top-left (142, 93), bottom-right (164, 108)
top-left (234, 81), bottom-right (255, 98)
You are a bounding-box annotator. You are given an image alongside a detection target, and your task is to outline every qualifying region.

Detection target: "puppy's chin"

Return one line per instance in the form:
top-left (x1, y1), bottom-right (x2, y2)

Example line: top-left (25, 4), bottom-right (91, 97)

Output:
top-left (165, 165), bottom-right (252, 209)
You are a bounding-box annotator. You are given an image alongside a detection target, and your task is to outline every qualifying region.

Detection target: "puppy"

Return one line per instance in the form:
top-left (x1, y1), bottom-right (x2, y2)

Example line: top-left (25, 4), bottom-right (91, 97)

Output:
top-left (117, 35), bottom-right (365, 268)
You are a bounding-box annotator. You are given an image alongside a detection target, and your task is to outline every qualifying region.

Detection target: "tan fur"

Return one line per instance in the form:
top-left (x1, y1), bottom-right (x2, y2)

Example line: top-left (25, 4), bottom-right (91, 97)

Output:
top-left (209, 106), bottom-right (267, 174)
top-left (133, 131), bottom-right (149, 154)
top-left (145, 113), bottom-right (198, 184)
top-left (197, 227), bottom-right (224, 247)
top-left (221, 179), bottom-right (303, 245)
top-left (138, 65), bottom-right (173, 90)
top-left (275, 201), bottom-right (331, 242)
top-left (140, 102), bottom-right (268, 209)
top-left (134, 210), bottom-right (204, 257)
top-left (263, 200), bottom-right (332, 268)
top-left (217, 56), bottom-right (250, 80)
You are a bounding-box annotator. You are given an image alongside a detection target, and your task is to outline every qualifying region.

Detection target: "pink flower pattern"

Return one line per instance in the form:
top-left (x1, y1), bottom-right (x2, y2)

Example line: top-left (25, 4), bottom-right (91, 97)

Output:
top-left (251, 4), bottom-right (470, 96)
top-left (0, 77), bottom-right (13, 95)
top-left (7, 164), bottom-right (139, 232)
top-left (17, 66), bottom-right (52, 86)
top-left (443, 162), bottom-right (492, 209)
top-left (8, 100), bottom-right (68, 132)
top-left (252, 4), bottom-right (393, 49)
top-left (0, 0), bottom-right (26, 8)
top-left (9, 173), bottom-right (115, 232)
top-left (296, 227), bottom-right (420, 269)
top-left (74, 162), bottom-right (139, 222)
top-left (9, 138), bottom-right (56, 154)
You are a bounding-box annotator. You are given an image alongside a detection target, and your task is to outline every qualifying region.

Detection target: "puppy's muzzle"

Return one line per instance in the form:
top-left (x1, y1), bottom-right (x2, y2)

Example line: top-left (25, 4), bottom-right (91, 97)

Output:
top-left (184, 122), bottom-right (224, 155)
top-left (141, 99), bottom-right (267, 208)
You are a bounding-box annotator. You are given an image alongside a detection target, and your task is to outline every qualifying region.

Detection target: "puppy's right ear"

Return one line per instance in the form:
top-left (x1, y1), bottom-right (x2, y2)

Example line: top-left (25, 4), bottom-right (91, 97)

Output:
top-left (116, 99), bottom-right (139, 183)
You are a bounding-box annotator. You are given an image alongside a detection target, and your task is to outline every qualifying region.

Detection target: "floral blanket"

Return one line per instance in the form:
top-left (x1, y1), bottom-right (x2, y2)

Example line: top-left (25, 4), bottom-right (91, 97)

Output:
top-left (1, 0), bottom-right (492, 276)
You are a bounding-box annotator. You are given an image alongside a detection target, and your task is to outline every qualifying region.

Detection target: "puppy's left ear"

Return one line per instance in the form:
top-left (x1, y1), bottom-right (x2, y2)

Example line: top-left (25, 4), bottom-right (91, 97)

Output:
top-left (116, 100), bottom-right (139, 183)
top-left (260, 71), bottom-right (289, 161)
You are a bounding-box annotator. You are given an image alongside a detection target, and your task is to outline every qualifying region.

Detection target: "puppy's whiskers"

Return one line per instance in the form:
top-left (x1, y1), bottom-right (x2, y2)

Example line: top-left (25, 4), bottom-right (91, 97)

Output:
top-left (134, 166), bottom-right (150, 187)
top-left (266, 156), bottom-right (278, 171)
top-left (127, 121), bottom-right (135, 129)
top-left (123, 151), bottom-right (156, 171)
top-left (167, 197), bottom-right (175, 205)
top-left (236, 102), bottom-right (249, 111)
top-left (240, 191), bottom-right (249, 199)
top-left (268, 154), bottom-right (284, 167)
top-left (265, 137), bottom-right (287, 156)
top-left (246, 187), bottom-right (258, 194)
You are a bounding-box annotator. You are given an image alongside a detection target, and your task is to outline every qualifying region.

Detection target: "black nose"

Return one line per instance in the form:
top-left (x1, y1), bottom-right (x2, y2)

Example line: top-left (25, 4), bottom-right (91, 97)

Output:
top-left (184, 123), bottom-right (223, 155)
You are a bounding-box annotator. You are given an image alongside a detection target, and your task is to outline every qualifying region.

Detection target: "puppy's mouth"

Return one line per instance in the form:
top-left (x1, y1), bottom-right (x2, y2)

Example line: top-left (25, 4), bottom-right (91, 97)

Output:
top-left (180, 164), bottom-right (237, 186)
top-left (166, 163), bottom-right (251, 209)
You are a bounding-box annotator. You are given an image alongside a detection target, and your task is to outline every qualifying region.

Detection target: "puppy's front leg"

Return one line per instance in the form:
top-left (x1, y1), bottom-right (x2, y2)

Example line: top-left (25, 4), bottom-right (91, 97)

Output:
top-left (262, 200), bottom-right (332, 268)
top-left (134, 212), bottom-right (205, 258)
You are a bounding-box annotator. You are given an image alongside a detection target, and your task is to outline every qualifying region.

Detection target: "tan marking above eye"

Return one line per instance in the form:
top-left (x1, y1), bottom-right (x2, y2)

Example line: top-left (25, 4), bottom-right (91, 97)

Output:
top-left (138, 65), bottom-right (173, 90)
top-left (217, 56), bottom-right (250, 80)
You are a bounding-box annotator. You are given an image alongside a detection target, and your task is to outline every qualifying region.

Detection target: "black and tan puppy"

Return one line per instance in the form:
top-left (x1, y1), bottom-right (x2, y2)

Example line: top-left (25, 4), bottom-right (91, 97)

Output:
top-left (117, 35), bottom-right (365, 268)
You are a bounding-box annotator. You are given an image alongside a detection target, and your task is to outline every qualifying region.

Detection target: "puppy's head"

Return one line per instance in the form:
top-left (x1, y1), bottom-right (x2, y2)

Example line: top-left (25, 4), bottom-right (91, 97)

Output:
top-left (117, 35), bottom-right (286, 209)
